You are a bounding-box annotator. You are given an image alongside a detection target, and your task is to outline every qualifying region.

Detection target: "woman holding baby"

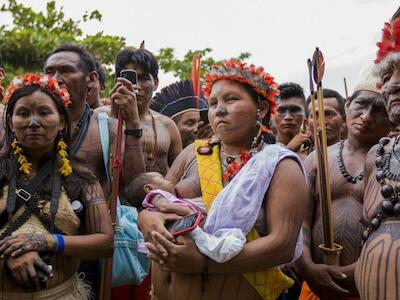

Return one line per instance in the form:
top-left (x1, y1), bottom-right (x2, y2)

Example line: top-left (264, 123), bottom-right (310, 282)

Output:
top-left (138, 59), bottom-right (307, 300)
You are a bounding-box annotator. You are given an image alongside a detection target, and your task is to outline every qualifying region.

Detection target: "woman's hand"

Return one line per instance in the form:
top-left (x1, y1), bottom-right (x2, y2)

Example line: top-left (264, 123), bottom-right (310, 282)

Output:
top-left (6, 251), bottom-right (53, 288)
top-left (0, 233), bottom-right (55, 259)
top-left (138, 210), bottom-right (182, 242)
top-left (146, 231), bottom-right (205, 274)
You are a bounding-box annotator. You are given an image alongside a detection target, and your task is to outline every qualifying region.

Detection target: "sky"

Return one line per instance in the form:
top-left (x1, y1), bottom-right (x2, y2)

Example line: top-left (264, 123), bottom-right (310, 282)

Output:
top-left (1, 0), bottom-right (399, 95)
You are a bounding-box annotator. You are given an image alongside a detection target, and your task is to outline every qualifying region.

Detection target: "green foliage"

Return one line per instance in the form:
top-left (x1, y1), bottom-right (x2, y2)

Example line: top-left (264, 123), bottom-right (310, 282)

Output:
top-left (0, 0), bottom-right (251, 93)
top-left (0, 0), bottom-right (125, 88)
top-left (157, 48), bottom-right (251, 82)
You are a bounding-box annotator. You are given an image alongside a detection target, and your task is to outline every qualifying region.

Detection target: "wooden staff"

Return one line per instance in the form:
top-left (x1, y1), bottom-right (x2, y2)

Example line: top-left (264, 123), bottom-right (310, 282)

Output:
top-left (191, 54), bottom-right (201, 108)
top-left (311, 48), bottom-right (342, 265)
top-left (100, 110), bottom-right (124, 300)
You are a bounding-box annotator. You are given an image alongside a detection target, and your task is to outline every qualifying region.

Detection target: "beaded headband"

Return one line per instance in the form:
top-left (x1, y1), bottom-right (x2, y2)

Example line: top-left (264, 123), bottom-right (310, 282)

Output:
top-left (4, 73), bottom-right (71, 107)
top-left (204, 59), bottom-right (279, 115)
top-left (375, 18), bottom-right (400, 65)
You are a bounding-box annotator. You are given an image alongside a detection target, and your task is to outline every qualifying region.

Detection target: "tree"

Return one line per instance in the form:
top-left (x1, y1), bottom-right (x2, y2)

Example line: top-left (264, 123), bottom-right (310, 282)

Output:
top-left (0, 0), bottom-right (251, 92)
top-left (0, 0), bottom-right (125, 87)
top-left (157, 48), bottom-right (251, 82)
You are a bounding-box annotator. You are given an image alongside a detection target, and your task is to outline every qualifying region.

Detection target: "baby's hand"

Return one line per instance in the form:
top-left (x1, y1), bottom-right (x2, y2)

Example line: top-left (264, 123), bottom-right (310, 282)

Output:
top-left (152, 195), bottom-right (194, 216)
top-left (152, 195), bottom-right (169, 210)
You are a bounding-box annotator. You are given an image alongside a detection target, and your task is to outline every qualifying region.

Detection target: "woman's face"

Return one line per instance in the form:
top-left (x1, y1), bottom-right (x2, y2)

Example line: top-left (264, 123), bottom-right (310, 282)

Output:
top-left (208, 79), bottom-right (259, 145)
top-left (10, 90), bottom-right (65, 154)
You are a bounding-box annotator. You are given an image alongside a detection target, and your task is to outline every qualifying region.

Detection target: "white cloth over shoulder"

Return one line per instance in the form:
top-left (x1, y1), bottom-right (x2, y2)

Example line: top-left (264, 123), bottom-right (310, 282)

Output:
top-left (194, 144), bottom-right (305, 263)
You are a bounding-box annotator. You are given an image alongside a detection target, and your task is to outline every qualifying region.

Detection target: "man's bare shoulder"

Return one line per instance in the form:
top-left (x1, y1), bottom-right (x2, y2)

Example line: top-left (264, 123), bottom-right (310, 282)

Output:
top-left (151, 110), bottom-right (176, 126)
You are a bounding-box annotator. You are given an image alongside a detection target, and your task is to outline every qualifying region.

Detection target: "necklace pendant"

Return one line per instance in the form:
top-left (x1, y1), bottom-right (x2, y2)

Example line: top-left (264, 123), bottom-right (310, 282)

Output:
top-left (226, 156), bottom-right (236, 164)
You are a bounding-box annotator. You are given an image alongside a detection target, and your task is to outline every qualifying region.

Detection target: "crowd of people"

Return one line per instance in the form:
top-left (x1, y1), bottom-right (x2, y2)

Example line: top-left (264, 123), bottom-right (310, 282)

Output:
top-left (0, 7), bottom-right (400, 300)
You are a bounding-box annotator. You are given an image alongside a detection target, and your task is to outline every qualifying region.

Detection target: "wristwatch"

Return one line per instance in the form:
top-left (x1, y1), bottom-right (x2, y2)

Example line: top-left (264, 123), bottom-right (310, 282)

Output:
top-left (124, 128), bottom-right (143, 138)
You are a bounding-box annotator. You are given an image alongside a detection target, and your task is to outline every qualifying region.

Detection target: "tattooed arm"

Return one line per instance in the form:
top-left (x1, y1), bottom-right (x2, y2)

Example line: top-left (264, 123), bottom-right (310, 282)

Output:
top-left (109, 78), bottom-right (146, 186)
top-left (207, 158), bottom-right (308, 273)
top-left (0, 182), bottom-right (113, 260)
top-left (296, 151), bottom-right (350, 297)
top-left (108, 116), bottom-right (146, 187)
top-left (61, 181), bottom-right (113, 259)
top-left (296, 151), bottom-right (317, 276)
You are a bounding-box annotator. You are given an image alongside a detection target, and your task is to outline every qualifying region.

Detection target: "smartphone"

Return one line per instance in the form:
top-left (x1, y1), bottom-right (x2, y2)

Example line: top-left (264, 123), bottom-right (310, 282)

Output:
top-left (120, 69), bottom-right (138, 85)
top-left (165, 212), bottom-right (203, 237)
top-left (200, 109), bottom-right (209, 125)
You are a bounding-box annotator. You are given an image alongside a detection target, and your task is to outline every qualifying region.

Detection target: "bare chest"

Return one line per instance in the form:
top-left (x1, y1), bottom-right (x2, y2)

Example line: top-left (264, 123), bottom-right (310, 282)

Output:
top-left (141, 118), bottom-right (171, 175)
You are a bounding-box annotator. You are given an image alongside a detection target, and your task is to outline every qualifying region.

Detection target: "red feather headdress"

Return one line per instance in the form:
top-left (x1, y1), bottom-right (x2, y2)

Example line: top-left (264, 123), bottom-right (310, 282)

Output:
top-left (204, 59), bottom-right (279, 116)
top-left (4, 73), bottom-right (71, 107)
top-left (375, 18), bottom-right (400, 64)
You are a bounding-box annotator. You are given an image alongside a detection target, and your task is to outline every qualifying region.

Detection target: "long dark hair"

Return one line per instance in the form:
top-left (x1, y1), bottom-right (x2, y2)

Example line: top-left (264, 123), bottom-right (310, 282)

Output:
top-left (0, 85), bottom-right (97, 200)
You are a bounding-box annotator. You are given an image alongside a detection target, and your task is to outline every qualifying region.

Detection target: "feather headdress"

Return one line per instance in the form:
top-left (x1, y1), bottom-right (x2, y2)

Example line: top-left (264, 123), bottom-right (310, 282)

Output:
top-left (204, 59), bottom-right (279, 115)
top-left (375, 18), bottom-right (400, 64)
top-left (151, 80), bottom-right (208, 119)
top-left (4, 73), bottom-right (70, 106)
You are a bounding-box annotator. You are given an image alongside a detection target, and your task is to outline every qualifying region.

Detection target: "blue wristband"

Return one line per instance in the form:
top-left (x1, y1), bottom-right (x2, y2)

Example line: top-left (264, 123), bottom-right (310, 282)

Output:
top-left (54, 234), bottom-right (65, 253)
top-left (52, 234), bottom-right (59, 253)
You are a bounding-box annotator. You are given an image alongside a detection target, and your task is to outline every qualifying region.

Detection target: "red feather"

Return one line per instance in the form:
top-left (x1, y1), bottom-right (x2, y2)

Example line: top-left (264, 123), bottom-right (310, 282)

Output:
top-left (376, 19), bottom-right (400, 63)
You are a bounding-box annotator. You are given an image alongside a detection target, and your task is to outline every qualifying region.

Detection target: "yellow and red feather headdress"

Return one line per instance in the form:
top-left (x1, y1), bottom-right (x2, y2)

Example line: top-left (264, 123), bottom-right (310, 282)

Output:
top-left (204, 59), bottom-right (279, 116)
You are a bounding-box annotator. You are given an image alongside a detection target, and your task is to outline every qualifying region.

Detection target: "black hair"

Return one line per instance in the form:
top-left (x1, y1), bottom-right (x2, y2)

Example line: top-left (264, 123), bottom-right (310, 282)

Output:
top-left (305, 88), bottom-right (345, 118)
top-left (49, 44), bottom-right (96, 75)
top-left (0, 85), bottom-right (97, 200)
top-left (95, 59), bottom-right (106, 89)
top-left (0, 51), bottom-right (3, 68)
top-left (115, 48), bottom-right (159, 80)
top-left (278, 82), bottom-right (306, 106)
top-left (4, 85), bottom-right (71, 145)
top-left (125, 172), bottom-right (159, 208)
top-left (242, 84), bottom-right (276, 144)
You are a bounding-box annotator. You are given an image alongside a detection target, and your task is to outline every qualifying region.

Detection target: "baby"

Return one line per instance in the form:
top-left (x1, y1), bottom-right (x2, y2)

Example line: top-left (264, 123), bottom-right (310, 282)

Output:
top-left (126, 172), bottom-right (246, 263)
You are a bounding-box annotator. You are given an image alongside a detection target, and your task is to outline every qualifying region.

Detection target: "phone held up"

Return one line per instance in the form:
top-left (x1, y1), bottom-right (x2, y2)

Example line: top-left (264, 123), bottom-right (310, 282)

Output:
top-left (120, 69), bottom-right (138, 85)
top-left (165, 212), bottom-right (204, 237)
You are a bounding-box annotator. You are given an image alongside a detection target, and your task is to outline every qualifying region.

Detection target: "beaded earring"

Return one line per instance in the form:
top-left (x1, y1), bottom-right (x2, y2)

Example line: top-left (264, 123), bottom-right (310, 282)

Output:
top-left (11, 136), bottom-right (32, 175)
top-left (57, 133), bottom-right (72, 176)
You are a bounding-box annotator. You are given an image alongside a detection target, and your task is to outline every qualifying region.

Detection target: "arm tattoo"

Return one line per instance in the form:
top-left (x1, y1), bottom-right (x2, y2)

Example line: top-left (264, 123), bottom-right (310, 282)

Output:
top-left (83, 183), bottom-right (105, 207)
top-left (27, 233), bottom-right (48, 252)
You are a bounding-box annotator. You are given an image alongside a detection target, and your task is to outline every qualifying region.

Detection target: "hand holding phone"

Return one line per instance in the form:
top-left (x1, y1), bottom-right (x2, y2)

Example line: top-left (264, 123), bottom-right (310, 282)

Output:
top-left (110, 69), bottom-right (140, 121)
top-left (165, 212), bottom-right (203, 237)
top-left (120, 69), bottom-right (138, 85)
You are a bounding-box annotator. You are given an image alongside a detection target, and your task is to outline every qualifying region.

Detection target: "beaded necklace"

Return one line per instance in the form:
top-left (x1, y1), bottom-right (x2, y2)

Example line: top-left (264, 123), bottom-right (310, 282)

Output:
top-left (337, 139), bottom-right (364, 184)
top-left (221, 139), bottom-right (264, 183)
top-left (362, 136), bottom-right (400, 245)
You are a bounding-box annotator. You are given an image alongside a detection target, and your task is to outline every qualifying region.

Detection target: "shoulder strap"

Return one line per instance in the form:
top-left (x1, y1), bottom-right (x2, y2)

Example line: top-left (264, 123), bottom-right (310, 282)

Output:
top-left (98, 112), bottom-right (110, 183)
top-left (70, 105), bottom-right (92, 156)
top-left (194, 139), bottom-right (223, 211)
top-left (0, 160), bottom-right (54, 231)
